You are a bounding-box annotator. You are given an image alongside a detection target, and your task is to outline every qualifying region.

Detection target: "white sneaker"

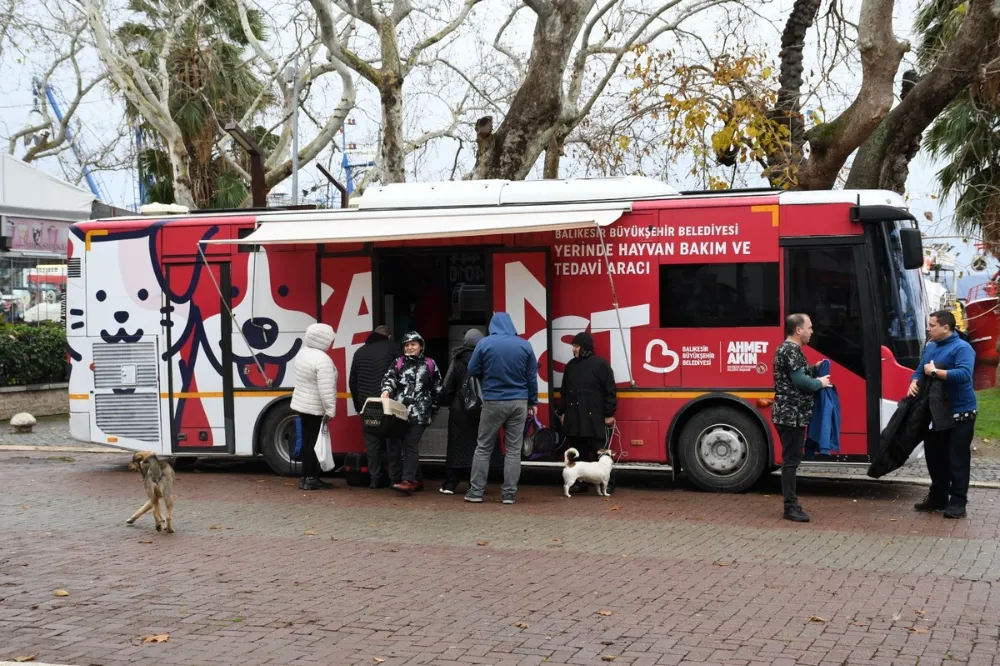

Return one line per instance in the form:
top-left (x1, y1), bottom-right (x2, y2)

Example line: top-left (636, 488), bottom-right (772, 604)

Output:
top-left (439, 488), bottom-right (454, 495)
top-left (502, 498), bottom-right (515, 505)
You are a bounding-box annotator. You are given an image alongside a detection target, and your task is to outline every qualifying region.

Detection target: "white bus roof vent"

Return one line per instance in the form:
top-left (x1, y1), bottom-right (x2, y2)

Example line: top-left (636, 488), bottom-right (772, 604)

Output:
top-left (357, 177), bottom-right (679, 210)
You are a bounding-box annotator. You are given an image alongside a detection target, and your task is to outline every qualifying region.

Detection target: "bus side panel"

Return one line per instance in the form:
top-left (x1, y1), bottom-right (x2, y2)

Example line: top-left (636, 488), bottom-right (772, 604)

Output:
top-left (319, 255), bottom-right (373, 455)
top-left (66, 232), bottom-right (92, 444)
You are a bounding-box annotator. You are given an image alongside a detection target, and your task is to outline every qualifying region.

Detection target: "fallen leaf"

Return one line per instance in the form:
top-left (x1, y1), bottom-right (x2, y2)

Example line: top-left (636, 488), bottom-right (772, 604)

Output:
top-left (915, 610), bottom-right (927, 616)
top-left (209, 525), bottom-right (232, 531)
top-left (596, 609), bottom-right (614, 616)
top-left (853, 621), bottom-right (867, 627)
top-left (303, 530), bottom-right (317, 536)
top-left (548, 537), bottom-right (562, 543)
top-left (374, 659), bottom-right (386, 664)
top-left (141, 633), bottom-right (170, 643)
top-left (906, 626), bottom-right (929, 634)
top-left (53, 589), bottom-right (69, 597)
top-left (602, 656), bottom-right (616, 662)
top-left (807, 616), bottom-right (826, 623)
top-left (602, 497), bottom-right (611, 502)
top-left (888, 518), bottom-right (897, 522)
top-left (477, 540), bottom-right (489, 546)
top-left (138, 539), bottom-right (153, 544)
top-left (12, 654), bottom-right (36, 662)
top-left (21, 504), bottom-right (30, 510)
top-left (610, 505), bottom-right (622, 511)
top-left (514, 621), bottom-right (530, 629)
top-left (367, 523), bottom-right (378, 527)
top-left (602, 640), bottom-right (614, 646)
top-left (713, 561), bottom-right (730, 567)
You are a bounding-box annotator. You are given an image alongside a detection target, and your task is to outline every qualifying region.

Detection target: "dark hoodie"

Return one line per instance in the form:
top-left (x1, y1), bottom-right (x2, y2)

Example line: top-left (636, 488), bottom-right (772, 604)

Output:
top-left (349, 331), bottom-right (401, 413)
top-left (467, 312), bottom-right (539, 404)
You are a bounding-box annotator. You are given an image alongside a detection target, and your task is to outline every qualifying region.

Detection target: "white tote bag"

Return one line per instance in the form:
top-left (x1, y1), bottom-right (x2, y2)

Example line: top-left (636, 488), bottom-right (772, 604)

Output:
top-left (314, 417), bottom-right (335, 472)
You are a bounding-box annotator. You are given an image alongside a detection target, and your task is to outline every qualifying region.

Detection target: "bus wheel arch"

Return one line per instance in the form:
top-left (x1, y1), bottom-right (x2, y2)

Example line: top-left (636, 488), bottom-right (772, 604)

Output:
top-left (254, 396), bottom-right (302, 477)
top-left (668, 394), bottom-right (773, 493)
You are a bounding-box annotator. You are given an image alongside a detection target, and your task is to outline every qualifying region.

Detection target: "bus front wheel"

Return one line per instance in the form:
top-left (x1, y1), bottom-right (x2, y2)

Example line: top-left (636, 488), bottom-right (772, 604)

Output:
top-left (258, 402), bottom-right (303, 477)
top-left (678, 406), bottom-right (766, 493)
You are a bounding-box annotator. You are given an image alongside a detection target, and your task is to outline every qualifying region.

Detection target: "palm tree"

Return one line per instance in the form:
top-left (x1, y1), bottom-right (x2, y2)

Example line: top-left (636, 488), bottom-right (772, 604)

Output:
top-left (917, 0), bottom-right (1000, 255)
top-left (117, 0), bottom-right (275, 209)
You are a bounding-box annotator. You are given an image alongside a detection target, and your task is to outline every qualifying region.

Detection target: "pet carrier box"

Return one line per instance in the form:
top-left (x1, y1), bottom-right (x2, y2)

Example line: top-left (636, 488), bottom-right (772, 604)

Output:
top-left (360, 397), bottom-right (409, 438)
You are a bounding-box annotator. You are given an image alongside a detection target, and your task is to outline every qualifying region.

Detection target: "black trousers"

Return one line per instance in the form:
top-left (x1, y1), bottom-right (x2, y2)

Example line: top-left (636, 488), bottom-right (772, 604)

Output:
top-left (777, 425), bottom-right (806, 508)
top-left (924, 421), bottom-right (975, 508)
top-left (388, 424), bottom-right (426, 483)
top-left (442, 466), bottom-right (470, 491)
top-left (297, 412), bottom-right (323, 479)
top-left (363, 432), bottom-right (390, 487)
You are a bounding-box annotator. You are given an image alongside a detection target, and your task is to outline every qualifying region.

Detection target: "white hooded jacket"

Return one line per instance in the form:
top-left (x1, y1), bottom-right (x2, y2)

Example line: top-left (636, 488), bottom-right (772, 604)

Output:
top-left (290, 323), bottom-right (338, 418)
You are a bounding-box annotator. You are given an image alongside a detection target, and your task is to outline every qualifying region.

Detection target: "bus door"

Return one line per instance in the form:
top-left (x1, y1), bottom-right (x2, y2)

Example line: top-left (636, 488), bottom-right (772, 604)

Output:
top-left (319, 254), bottom-right (373, 452)
top-left (164, 261), bottom-right (236, 455)
top-left (491, 250), bottom-right (553, 424)
top-left (783, 239), bottom-right (880, 459)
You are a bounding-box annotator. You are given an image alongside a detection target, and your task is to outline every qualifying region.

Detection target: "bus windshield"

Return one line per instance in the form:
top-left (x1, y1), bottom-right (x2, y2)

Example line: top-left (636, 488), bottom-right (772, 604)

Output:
top-left (876, 219), bottom-right (927, 368)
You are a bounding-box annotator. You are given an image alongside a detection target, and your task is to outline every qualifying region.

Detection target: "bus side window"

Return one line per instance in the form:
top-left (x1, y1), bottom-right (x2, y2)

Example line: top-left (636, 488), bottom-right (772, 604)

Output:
top-left (237, 228), bottom-right (259, 253)
top-left (659, 262), bottom-right (779, 328)
top-left (785, 246), bottom-right (865, 376)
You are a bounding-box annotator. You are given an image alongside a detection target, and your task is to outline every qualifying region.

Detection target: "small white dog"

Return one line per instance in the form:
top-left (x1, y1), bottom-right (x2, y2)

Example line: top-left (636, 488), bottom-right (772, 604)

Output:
top-left (562, 447), bottom-right (614, 497)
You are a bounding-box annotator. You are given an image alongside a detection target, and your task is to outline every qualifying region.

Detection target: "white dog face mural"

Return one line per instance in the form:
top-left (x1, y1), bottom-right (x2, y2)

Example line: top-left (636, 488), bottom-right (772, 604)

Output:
top-left (198, 249), bottom-right (333, 392)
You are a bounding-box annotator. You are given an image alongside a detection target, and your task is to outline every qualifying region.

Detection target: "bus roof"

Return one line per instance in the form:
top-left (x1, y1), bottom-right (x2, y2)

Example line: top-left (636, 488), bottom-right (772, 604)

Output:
top-left (78, 177), bottom-right (908, 228)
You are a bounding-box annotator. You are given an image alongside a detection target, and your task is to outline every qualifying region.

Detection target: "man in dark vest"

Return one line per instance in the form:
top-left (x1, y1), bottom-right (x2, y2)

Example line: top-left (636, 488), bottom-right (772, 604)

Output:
top-left (349, 325), bottom-right (400, 488)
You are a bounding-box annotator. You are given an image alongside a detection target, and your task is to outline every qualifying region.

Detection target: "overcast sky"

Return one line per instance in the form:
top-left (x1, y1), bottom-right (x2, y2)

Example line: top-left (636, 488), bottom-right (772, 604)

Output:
top-left (0, 0), bottom-right (995, 291)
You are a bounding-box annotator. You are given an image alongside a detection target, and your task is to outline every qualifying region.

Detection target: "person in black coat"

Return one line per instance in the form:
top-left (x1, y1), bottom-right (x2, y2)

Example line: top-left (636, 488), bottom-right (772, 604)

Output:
top-left (437, 328), bottom-right (499, 493)
top-left (349, 325), bottom-right (400, 488)
top-left (556, 331), bottom-right (618, 492)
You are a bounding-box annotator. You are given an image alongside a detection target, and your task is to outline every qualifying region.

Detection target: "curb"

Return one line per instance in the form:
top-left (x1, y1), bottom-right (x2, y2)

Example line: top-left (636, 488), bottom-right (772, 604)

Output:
top-left (1, 663), bottom-right (77, 666)
top-left (0, 444), bottom-right (124, 454)
top-left (798, 472), bottom-right (1000, 490)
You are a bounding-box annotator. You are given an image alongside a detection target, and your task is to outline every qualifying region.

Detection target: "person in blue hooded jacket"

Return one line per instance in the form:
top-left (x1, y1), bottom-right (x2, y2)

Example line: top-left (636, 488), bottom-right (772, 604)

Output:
top-left (908, 310), bottom-right (978, 519)
top-left (464, 312), bottom-right (539, 505)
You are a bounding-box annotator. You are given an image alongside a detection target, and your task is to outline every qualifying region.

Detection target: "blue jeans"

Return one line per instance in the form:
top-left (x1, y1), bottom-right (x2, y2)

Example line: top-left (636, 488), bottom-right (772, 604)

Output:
top-left (467, 400), bottom-right (528, 500)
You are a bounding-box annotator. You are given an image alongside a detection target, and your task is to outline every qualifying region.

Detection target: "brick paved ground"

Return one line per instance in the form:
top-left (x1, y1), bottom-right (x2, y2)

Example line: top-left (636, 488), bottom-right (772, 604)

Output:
top-left (2, 450), bottom-right (1000, 666)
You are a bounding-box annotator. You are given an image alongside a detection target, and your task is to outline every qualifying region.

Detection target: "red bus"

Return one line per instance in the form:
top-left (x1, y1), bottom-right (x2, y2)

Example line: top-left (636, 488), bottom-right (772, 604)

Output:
top-left (65, 177), bottom-right (928, 492)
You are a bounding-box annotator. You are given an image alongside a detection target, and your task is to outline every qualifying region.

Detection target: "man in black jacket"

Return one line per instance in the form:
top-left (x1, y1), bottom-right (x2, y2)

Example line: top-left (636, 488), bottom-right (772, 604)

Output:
top-left (349, 325), bottom-right (400, 488)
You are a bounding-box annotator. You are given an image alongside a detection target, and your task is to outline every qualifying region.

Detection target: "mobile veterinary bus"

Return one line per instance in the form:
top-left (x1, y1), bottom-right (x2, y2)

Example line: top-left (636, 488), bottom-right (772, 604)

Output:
top-left (66, 177), bottom-right (926, 491)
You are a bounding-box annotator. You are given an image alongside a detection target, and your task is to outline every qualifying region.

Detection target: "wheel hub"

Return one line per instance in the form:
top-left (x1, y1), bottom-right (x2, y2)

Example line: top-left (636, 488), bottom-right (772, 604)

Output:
top-left (274, 415), bottom-right (298, 465)
top-left (697, 426), bottom-right (747, 474)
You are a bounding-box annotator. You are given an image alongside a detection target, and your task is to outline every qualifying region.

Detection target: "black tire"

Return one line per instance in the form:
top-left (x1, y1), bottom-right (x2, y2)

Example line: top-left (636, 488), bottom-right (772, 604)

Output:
top-left (678, 406), bottom-right (767, 493)
top-left (258, 401), bottom-right (302, 477)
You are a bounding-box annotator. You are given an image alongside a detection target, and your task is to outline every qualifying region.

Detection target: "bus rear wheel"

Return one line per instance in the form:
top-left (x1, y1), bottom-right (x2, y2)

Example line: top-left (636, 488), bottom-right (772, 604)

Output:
top-left (679, 406), bottom-right (766, 493)
top-left (258, 401), bottom-right (302, 477)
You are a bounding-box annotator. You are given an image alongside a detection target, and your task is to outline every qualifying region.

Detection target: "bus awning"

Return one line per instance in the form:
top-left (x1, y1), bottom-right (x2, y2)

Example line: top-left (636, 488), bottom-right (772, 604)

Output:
top-left (201, 202), bottom-right (631, 246)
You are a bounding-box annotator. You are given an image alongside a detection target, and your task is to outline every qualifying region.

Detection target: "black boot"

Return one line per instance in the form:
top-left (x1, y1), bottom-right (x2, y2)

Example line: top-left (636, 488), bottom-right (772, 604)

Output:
top-left (314, 477), bottom-right (333, 489)
top-left (943, 504), bottom-right (967, 519)
top-left (914, 494), bottom-right (948, 512)
top-left (301, 477), bottom-right (325, 490)
top-left (783, 505), bottom-right (810, 523)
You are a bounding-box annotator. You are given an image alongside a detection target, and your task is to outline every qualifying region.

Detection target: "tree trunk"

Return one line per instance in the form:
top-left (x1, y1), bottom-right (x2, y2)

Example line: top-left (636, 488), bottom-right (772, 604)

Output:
top-left (543, 128), bottom-right (567, 179)
top-left (378, 20), bottom-right (406, 183)
top-left (846, 0), bottom-right (999, 191)
top-left (166, 137), bottom-right (197, 209)
top-left (472, 0), bottom-right (593, 180)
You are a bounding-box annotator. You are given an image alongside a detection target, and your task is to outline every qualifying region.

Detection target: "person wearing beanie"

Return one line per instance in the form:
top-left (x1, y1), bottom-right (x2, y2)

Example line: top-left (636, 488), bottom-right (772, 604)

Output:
top-left (437, 328), bottom-right (497, 494)
top-left (381, 331), bottom-right (443, 495)
top-left (556, 331), bottom-right (618, 493)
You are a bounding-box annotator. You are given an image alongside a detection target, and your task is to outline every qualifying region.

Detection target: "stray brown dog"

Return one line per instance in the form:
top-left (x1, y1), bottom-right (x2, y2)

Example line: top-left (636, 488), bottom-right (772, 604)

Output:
top-left (126, 451), bottom-right (175, 533)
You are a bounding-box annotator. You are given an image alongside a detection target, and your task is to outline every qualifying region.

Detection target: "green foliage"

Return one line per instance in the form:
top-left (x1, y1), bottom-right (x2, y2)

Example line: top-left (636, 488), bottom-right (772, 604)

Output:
top-left (0, 323), bottom-right (68, 387)
top-left (117, 0), bottom-right (277, 209)
top-left (975, 388), bottom-right (1000, 441)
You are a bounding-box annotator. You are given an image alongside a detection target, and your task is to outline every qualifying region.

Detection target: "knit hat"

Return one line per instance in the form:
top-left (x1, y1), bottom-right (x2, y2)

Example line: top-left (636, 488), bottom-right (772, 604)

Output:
top-left (463, 328), bottom-right (485, 347)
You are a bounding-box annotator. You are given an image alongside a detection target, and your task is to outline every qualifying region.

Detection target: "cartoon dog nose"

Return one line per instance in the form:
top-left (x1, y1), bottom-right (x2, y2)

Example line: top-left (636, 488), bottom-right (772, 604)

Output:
top-left (243, 317), bottom-right (278, 350)
top-left (114, 311), bottom-right (130, 324)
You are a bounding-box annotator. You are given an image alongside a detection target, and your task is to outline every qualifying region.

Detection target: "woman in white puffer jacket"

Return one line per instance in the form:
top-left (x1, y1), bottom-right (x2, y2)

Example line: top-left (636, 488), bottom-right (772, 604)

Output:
top-left (290, 323), bottom-right (338, 490)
